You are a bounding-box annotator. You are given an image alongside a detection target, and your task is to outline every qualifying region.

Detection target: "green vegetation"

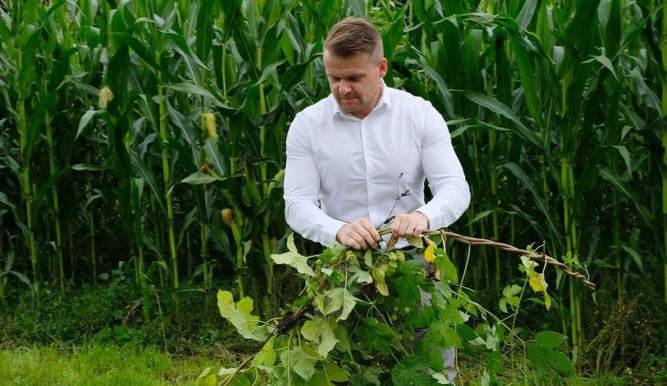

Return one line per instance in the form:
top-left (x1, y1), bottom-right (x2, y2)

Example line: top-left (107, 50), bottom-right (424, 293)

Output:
top-left (0, 345), bottom-right (218, 386)
top-left (0, 0), bottom-right (665, 384)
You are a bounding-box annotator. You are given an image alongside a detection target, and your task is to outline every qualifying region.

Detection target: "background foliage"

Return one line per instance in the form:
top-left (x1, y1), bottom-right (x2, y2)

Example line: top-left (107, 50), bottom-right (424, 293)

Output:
top-left (0, 0), bottom-right (665, 381)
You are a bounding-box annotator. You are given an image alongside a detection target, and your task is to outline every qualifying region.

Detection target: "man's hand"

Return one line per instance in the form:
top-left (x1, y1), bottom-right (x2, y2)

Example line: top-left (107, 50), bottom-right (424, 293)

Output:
top-left (336, 218), bottom-right (381, 250)
top-left (391, 211), bottom-right (429, 239)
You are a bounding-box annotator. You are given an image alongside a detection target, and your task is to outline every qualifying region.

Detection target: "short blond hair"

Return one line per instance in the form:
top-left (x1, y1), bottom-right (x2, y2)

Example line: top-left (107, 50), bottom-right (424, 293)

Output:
top-left (324, 17), bottom-right (384, 63)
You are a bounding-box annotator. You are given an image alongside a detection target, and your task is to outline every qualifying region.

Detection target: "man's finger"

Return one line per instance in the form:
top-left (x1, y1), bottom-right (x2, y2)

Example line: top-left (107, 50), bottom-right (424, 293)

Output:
top-left (413, 223), bottom-right (425, 238)
top-left (357, 227), bottom-right (379, 248)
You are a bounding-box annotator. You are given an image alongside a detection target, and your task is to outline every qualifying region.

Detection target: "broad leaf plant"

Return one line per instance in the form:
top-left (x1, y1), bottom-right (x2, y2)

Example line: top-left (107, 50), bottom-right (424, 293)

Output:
top-left (199, 230), bottom-right (584, 385)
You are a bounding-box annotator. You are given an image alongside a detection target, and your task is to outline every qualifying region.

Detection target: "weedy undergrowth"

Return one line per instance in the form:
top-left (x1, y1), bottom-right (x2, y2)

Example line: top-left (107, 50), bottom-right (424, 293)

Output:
top-left (198, 231), bottom-right (592, 385)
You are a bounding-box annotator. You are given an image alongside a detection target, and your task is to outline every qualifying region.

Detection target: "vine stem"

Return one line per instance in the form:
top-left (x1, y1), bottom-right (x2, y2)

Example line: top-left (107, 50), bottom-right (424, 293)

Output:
top-left (220, 252), bottom-right (347, 386)
top-left (422, 229), bottom-right (595, 291)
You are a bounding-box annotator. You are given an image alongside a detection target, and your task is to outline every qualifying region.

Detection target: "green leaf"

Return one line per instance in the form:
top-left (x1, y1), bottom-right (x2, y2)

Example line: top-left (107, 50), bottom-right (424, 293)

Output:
top-left (271, 233), bottom-right (315, 276)
top-left (500, 284), bottom-right (522, 313)
top-left (71, 163), bottom-right (112, 172)
top-left (611, 145), bottom-right (632, 177)
top-left (348, 264), bottom-right (372, 284)
top-left (203, 138), bottom-right (226, 177)
top-left (114, 32), bottom-right (175, 81)
top-left (584, 54), bottom-right (618, 81)
top-left (394, 260), bottom-right (427, 305)
top-left (414, 56), bottom-right (454, 118)
top-left (350, 367), bottom-right (382, 386)
top-left (76, 109), bottom-right (100, 139)
top-left (534, 331), bottom-right (567, 349)
top-left (406, 236), bottom-right (424, 248)
top-left (515, 0), bottom-right (538, 29)
top-left (334, 324), bottom-right (352, 356)
top-left (355, 317), bottom-right (393, 354)
top-left (511, 39), bottom-right (544, 129)
top-left (434, 248), bottom-right (458, 283)
top-left (254, 59), bottom-right (286, 86)
top-left (321, 267), bottom-right (345, 286)
top-left (279, 347), bottom-right (316, 381)
top-left (301, 317), bottom-right (338, 358)
top-left (195, 0), bottom-right (214, 61)
top-left (163, 83), bottom-right (234, 111)
top-left (504, 162), bottom-right (559, 240)
top-left (548, 350), bottom-right (575, 373)
top-left (620, 244), bottom-right (645, 275)
top-left (217, 290), bottom-right (269, 341)
top-left (180, 172), bottom-right (220, 185)
top-left (315, 287), bottom-right (358, 321)
top-left (422, 310), bottom-right (463, 354)
top-left (195, 367), bottom-right (218, 386)
top-left (462, 91), bottom-right (541, 148)
top-left (324, 360), bottom-right (348, 382)
top-left (391, 355), bottom-right (439, 385)
top-left (598, 167), bottom-right (654, 227)
top-left (128, 152), bottom-right (163, 211)
top-left (527, 344), bottom-right (574, 376)
top-left (251, 336), bottom-right (276, 368)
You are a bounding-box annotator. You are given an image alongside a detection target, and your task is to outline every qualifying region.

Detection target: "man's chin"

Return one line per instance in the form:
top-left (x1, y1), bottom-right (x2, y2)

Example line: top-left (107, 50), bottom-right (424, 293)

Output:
top-left (339, 101), bottom-right (360, 113)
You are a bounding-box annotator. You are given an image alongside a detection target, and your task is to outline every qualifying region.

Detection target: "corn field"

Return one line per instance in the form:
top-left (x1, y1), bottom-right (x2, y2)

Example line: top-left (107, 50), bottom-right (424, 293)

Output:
top-left (0, 0), bottom-right (664, 371)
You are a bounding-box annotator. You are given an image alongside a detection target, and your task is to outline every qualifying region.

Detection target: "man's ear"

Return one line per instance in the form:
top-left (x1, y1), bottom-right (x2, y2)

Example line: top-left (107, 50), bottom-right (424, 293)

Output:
top-left (379, 58), bottom-right (388, 77)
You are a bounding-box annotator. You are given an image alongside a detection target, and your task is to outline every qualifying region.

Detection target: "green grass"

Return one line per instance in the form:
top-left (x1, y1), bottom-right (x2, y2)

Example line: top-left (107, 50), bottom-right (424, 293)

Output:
top-left (1, 344), bottom-right (663, 385)
top-left (455, 352), bottom-right (666, 386)
top-left (0, 345), bottom-right (219, 386)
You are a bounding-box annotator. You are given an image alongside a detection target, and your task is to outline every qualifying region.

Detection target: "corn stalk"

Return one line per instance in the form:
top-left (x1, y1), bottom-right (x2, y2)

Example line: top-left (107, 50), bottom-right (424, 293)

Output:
top-left (662, 0), bottom-right (667, 304)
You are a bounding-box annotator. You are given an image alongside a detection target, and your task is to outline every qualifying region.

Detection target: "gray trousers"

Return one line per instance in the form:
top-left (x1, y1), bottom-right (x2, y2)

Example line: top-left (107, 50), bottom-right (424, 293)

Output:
top-left (413, 254), bottom-right (457, 383)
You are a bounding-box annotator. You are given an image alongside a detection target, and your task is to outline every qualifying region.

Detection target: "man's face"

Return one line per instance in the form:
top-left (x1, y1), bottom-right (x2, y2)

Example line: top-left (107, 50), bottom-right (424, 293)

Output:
top-left (323, 49), bottom-right (387, 119)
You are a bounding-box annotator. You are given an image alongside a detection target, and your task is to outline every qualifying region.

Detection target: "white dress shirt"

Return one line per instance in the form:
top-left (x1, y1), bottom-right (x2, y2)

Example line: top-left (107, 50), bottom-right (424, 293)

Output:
top-left (284, 82), bottom-right (470, 247)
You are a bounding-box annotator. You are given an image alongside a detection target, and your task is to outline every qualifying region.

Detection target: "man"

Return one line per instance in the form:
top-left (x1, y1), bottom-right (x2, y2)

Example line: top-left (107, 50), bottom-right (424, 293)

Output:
top-left (283, 17), bottom-right (470, 382)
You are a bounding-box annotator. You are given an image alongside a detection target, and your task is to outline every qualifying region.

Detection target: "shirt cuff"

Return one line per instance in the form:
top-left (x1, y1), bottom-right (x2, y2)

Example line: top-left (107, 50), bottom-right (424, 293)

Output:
top-left (320, 218), bottom-right (347, 247)
top-left (415, 204), bottom-right (442, 231)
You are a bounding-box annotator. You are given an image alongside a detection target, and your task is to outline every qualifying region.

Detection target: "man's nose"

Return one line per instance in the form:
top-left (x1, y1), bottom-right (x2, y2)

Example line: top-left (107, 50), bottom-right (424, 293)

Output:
top-left (339, 79), bottom-right (351, 94)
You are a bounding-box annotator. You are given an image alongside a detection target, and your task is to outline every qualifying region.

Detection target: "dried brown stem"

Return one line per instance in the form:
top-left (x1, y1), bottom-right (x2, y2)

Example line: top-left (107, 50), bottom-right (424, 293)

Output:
top-left (220, 256), bottom-right (342, 385)
top-left (422, 229), bottom-right (596, 291)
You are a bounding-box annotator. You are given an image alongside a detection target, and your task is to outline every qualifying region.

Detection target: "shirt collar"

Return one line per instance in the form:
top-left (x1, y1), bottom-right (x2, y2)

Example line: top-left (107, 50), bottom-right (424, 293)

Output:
top-left (332, 80), bottom-right (391, 119)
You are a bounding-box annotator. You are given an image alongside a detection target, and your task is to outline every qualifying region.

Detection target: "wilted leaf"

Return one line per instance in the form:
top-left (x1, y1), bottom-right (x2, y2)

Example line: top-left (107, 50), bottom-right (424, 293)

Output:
top-left (528, 273), bottom-right (551, 310)
top-left (387, 234), bottom-right (399, 249)
top-left (424, 244), bottom-right (436, 263)
top-left (371, 267), bottom-right (389, 296)
top-left (529, 273), bottom-right (546, 292)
